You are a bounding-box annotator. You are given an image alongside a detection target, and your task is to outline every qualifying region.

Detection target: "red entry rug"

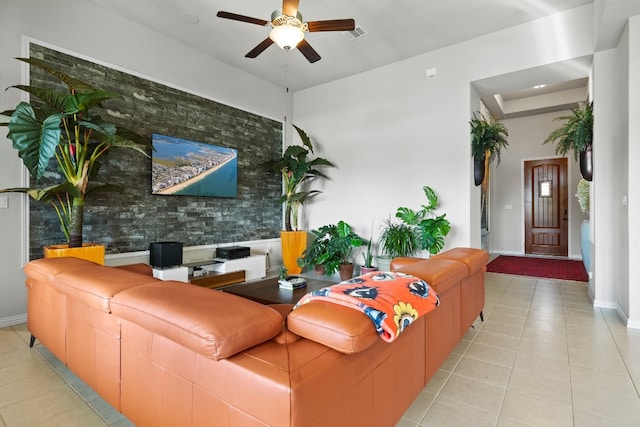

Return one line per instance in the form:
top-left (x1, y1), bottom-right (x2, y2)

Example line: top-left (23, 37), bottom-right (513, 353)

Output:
top-left (486, 255), bottom-right (588, 282)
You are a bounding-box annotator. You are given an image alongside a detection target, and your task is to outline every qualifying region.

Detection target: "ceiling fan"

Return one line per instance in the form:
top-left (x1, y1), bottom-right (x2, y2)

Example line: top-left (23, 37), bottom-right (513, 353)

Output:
top-left (217, 0), bottom-right (356, 63)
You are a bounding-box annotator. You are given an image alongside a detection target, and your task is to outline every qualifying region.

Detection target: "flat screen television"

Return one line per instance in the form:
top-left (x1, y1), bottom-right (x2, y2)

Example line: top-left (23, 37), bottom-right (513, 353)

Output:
top-left (151, 133), bottom-right (238, 197)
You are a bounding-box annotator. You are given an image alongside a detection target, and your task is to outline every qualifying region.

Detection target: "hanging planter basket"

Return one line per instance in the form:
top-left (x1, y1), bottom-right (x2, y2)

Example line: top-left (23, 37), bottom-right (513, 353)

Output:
top-left (473, 154), bottom-right (486, 186)
top-left (580, 146), bottom-right (593, 181)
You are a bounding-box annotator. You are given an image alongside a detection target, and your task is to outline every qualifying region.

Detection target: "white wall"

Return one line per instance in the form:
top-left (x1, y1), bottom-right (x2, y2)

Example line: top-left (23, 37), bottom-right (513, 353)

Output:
top-left (491, 111), bottom-right (585, 257)
top-left (627, 16), bottom-right (640, 327)
top-left (592, 31), bottom-right (629, 314)
top-left (292, 5), bottom-right (594, 260)
top-left (0, 0), bottom-right (289, 326)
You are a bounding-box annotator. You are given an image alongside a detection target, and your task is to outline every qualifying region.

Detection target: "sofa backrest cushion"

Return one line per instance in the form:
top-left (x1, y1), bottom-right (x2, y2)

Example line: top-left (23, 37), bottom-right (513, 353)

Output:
top-left (53, 265), bottom-right (159, 313)
top-left (432, 248), bottom-right (489, 274)
top-left (111, 281), bottom-right (283, 360)
top-left (287, 301), bottom-right (379, 354)
top-left (24, 257), bottom-right (100, 284)
top-left (392, 258), bottom-right (468, 295)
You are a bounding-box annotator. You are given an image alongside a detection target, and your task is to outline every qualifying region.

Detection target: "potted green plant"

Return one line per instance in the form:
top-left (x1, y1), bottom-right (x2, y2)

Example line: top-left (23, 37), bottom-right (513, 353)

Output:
top-left (377, 218), bottom-right (417, 269)
top-left (396, 185), bottom-right (451, 255)
top-left (544, 101), bottom-right (593, 181)
top-left (469, 112), bottom-right (509, 186)
top-left (0, 57), bottom-right (149, 262)
top-left (298, 223), bottom-right (337, 275)
top-left (324, 220), bottom-right (364, 281)
top-left (360, 238), bottom-right (377, 274)
top-left (377, 186), bottom-right (451, 268)
top-left (272, 124), bottom-right (334, 274)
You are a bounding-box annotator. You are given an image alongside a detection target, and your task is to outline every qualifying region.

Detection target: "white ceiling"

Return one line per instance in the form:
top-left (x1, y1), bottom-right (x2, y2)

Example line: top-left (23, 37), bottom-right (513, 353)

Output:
top-left (85, 0), bottom-right (640, 117)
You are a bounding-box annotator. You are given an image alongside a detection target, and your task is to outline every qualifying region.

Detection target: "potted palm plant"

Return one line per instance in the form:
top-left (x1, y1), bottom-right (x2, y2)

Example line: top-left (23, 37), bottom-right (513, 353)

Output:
top-left (469, 112), bottom-right (509, 186)
top-left (272, 124), bottom-right (334, 274)
top-left (0, 57), bottom-right (149, 262)
top-left (544, 101), bottom-right (593, 181)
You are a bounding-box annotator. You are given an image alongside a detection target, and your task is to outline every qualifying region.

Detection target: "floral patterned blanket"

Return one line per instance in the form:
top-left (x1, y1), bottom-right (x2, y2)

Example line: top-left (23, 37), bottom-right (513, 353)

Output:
top-left (295, 271), bottom-right (440, 342)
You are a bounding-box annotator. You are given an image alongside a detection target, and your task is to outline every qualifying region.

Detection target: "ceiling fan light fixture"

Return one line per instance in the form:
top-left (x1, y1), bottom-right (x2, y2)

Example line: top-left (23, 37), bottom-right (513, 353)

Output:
top-left (270, 24), bottom-right (305, 51)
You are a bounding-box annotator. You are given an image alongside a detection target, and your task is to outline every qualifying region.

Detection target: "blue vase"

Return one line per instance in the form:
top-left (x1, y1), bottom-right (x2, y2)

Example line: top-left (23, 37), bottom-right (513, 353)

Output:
top-left (580, 219), bottom-right (590, 273)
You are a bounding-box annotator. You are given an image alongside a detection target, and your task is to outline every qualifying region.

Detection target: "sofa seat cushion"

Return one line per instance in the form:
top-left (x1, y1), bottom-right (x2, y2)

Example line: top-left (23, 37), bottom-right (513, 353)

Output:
top-left (432, 248), bottom-right (489, 274)
top-left (111, 281), bottom-right (283, 360)
top-left (53, 265), bottom-right (159, 313)
top-left (287, 301), bottom-right (379, 354)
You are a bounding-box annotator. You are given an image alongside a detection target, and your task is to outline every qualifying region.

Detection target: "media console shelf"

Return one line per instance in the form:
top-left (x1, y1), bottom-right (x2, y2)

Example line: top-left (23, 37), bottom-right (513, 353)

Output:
top-left (189, 269), bottom-right (246, 289)
top-left (184, 254), bottom-right (266, 289)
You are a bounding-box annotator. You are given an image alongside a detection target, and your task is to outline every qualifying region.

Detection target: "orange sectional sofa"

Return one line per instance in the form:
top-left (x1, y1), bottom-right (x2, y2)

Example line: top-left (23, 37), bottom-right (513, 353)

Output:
top-left (23, 247), bottom-right (487, 426)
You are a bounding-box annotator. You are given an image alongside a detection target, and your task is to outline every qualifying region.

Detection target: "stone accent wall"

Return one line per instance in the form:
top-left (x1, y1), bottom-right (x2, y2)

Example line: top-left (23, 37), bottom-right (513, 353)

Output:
top-left (27, 44), bottom-right (282, 259)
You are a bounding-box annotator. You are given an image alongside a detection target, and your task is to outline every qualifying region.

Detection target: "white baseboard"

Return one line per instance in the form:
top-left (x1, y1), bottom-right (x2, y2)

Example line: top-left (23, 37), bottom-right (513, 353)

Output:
top-left (593, 300), bottom-right (640, 330)
top-left (0, 313), bottom-right (27, 328)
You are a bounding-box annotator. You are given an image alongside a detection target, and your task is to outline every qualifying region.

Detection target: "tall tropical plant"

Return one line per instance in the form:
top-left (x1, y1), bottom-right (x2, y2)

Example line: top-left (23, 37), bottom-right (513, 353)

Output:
top-left (273, 124), bottom-right (334, 231)
top-left (0, 57), bottom-right (150, 247)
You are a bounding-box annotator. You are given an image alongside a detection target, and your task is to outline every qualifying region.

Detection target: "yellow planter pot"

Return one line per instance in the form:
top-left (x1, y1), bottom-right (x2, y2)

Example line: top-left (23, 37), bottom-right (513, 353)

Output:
top-left (280, 231), bottom-right (307, 275)
top-left (43, 243), bottom-right (105, 265)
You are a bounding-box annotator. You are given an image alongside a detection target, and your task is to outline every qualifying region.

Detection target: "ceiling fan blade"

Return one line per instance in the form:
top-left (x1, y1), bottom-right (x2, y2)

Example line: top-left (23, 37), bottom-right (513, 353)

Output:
top-left (297, 39), bottom-right (321, 63)
top-left (217, 11), bottom-right (268, 26)
top-left (282, 0), bottom-right (300, 17)
top-left (307, 19), bottom-right (356, 32)
top-left (245, 38), bottom-right (275, 58)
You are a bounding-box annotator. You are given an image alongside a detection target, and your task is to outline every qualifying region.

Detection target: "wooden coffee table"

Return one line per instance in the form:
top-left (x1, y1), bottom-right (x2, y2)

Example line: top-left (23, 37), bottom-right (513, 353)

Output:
top-left (223, 276), bottom-right (334, 305)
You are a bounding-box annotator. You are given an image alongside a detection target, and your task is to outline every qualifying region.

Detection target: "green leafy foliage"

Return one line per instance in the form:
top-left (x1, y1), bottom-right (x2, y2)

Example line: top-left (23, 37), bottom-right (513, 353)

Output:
top-left (380, 185), bottom-right (451, 257)
top-left (272, 125), bottom-right (334, 231)
top-left (544, 102), bottom-right (593, 161)
top-left (0, 57), bottom-right (151, 246)
top-left (469, 112), bottom-right (509, 165)
top-left (298, 221), bottom-right (363, 276)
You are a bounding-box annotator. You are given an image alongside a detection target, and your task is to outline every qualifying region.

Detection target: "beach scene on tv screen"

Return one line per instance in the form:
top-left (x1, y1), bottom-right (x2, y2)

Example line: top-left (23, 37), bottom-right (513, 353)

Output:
top-left (151, 134), bottom-right (238, 197)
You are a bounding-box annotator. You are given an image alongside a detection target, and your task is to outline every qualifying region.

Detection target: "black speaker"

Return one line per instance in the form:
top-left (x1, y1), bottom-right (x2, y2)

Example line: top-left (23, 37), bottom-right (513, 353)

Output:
top-left (149, 241), bottom-right (183, 269)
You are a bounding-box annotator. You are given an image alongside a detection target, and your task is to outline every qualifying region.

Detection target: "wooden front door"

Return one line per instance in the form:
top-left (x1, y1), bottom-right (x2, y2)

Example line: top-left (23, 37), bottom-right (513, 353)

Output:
top-left (524, 158), bottom-right (568, 256)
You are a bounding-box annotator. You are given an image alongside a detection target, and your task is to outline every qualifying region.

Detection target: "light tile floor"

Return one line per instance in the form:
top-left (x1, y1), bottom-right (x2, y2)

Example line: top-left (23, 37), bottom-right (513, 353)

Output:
top-left (1, 272), bottom-right (639, 426)
top-left (398, 272), bottom-right (640, 427)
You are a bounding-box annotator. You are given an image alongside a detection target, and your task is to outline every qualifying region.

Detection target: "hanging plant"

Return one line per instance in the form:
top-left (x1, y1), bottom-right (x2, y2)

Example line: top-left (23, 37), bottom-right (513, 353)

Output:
top-left (469, 113), bottom-right (509, 186)
top-left (544, 102), bottom-right (593, 181)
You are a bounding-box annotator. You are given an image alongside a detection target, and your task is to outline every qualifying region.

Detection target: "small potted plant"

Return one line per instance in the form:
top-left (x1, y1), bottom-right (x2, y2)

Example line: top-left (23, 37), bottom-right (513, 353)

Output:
top-left (360, 238), bottom-right (377, 274)
top-left (469, 112), bottom-right (509, 186)
top-left (324, 220), bottom-right (364, 281)
top-left (0, 57), bottom-right (149, 262)
top-left (376, 218), bottom-right (417, 271)
top-left (544, 101), bottom-right (593, 181)
top-left (302, 220), bottom-right (363, 281)
top-left (272, 125), bottom-right (334, 274)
